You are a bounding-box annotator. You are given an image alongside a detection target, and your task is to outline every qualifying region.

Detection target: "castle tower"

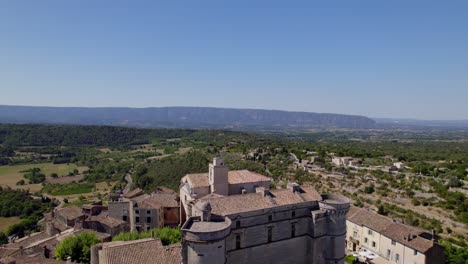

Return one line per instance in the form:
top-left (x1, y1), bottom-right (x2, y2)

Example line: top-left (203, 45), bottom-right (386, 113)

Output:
top-left (316, 194), bottom-right (350, 264)
top-left (209, 157), bottom-right (228, 196)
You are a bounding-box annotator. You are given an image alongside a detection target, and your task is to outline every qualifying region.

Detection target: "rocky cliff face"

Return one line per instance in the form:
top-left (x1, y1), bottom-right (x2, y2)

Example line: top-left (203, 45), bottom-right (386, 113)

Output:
top-left (0, 105), bottom-right (376, 129)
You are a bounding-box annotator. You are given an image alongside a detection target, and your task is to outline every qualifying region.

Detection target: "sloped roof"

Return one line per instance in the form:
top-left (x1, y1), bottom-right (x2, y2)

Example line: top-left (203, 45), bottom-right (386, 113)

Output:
top-left (185, 170), bottom-right (271, 188)
top-left (138, 194), bottom-right (179, 209)
top-left (380, 223), bottom-right (434, 253)
top-left (100, 238), bottom-right (182, 264)
top-left (347, 207), bottom-right (436, 253)
top-left (346, 207), bottom-right (393, 232)
top-left (56, 206), bottom-right (84, 221)
top-left (195, 187), bottom-right (321, 216)
top-left (124, 188), bottom-right (144, 199)
top-left (86, 212), bottom-right (126, 228)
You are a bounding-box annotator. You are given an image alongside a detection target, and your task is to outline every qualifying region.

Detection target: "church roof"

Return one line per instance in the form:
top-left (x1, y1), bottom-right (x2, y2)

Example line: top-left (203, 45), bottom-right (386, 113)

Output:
top-left (185, 170), bottom-right (271, 188)
top-left (195, 187), bottom-right (321, 216)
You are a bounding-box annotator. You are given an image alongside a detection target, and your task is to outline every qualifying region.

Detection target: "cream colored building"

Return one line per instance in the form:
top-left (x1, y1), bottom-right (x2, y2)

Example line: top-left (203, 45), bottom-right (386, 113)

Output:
top-left (180, 158), bottom-right (351, 264)
top-left (346, 207), bottom-right (445, 264)
top-left (180, 157), bottom-right (271, 222)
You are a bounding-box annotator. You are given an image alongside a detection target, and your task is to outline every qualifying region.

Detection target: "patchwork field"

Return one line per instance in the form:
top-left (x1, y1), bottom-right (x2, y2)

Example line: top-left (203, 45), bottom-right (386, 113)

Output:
top-left (0, 216), bottom-right (22, 232)
top-left (0, 163), bottom-right (88, 192)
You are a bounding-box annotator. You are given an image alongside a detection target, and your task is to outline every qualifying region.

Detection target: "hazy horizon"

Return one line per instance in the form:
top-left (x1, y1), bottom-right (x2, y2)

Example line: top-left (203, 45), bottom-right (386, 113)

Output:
top-left (1, 1), bottom-right (467, 120)
top-left (2, 104), bottom-right (468, 122)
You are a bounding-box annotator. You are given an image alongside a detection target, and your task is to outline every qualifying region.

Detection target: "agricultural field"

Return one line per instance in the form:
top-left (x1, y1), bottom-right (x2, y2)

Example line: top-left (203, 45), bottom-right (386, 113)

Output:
top-left (0, 216), bottom-right (21, 232)
top-left (0, 163), bottom-right (87, 192)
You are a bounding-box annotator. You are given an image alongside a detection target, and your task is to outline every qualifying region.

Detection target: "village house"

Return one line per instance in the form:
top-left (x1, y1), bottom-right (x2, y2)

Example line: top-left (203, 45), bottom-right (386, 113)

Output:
top-left (332, 157), bottom-right (361, 167)
top-left (346, 207), bottom-right (445, 264)
top-left (108, 190), bottom-right (180, 232)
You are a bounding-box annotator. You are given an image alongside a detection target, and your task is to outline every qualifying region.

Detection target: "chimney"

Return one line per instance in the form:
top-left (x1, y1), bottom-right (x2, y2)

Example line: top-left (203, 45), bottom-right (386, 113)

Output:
top-left (255, 187), bottom-right (270, 196)
top-left (287, 182), bottom-right (301, 193)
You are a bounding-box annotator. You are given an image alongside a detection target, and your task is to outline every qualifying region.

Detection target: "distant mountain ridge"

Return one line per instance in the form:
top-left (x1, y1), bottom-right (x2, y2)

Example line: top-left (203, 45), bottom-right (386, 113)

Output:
top-left (0, 105), bottom-right (376, 129)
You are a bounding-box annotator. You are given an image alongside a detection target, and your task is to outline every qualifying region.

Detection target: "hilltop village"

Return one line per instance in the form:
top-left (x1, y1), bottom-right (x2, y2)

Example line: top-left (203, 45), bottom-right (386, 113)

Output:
top-left (1, 157), bottom-right (445, 264)
top-left (0, 125), bottom-right (466, 263)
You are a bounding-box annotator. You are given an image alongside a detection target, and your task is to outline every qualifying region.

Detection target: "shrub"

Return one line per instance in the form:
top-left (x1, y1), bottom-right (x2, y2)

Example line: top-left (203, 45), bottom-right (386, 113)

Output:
top-left (113, 227), bottom-right (181, 246)
top-left (55, 232), bottom-right (100, 263)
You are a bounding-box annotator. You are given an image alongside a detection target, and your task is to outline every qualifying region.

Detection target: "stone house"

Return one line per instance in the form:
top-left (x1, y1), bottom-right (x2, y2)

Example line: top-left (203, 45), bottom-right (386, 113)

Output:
top-left (109, 192), bottom-right (180, 232)
top-left (346, 207), bottom-right (445, 264)
top-left (83, 211), bottom-right (129, 237)
top-left (54, 206), bottom-right (85, 227)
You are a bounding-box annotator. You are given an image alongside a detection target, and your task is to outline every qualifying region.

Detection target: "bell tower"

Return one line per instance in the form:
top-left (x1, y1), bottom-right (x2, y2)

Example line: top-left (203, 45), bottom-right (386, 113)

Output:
top-left (209, 157), bottom-right (229, 196)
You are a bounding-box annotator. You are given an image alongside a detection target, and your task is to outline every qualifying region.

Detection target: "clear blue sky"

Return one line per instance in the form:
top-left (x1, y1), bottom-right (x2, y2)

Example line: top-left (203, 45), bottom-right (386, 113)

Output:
top-left (1, 1), bottom-right (467, 119)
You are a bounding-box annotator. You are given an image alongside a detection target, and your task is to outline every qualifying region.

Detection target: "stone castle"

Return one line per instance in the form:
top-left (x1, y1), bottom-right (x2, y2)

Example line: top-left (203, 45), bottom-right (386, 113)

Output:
top-left (179, 157), bottom-right (350, 264)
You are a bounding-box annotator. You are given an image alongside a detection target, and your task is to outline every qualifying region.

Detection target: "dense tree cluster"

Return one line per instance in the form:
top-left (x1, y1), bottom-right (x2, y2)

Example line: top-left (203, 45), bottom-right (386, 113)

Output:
top-left (134, 151), bottom-right (209, 191)
top-left (112, 227), bottom-right (181, 246)
top-left (0, 124), bottom-right (196, 147)
top-left (55, 232), bottom-right (100, 263)
top-left (0, 187), bottom-right (52, 218)
top-left (0, 187), bottom-right (55, 237)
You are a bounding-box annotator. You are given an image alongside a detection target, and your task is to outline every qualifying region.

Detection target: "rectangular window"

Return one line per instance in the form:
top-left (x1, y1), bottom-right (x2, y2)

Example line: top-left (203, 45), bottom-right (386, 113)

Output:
top-left (391, 240), bottom-right (396, 246)
top-left (368, 230), bottom-right (373, 236)
top-left (291, 223), bottom-right (296, 238)
top-left (147, 210), bottom-right (151, 215)
top-left (396, 253), bottom-right (400, 264)
top-left (236, 220), bottom-right (240, 228)
top-left (122, 215), bottom-right (127, 221)
top-left (387, 249), bottom-right (391, 259)
top-left (372, 241), bottom-right (376, 248)
top-left (292, 210), bottom-right (296, 217)
top-left (414, 250), bottom-right (418, 256)
top-left (136, 217), bottom-right (140, 223)
top-left (268, 215), bottom-right (272, 222)
top-left (235, 235), bottom-right (241, 249)
top-left (353, 231), bottom-right (357, 238)
top-left (364, 237), bottom-right (368, 243)
top-left (146, 217), bottom-right (151, 223)
top-left (267, 228), bottom-right (273, 242)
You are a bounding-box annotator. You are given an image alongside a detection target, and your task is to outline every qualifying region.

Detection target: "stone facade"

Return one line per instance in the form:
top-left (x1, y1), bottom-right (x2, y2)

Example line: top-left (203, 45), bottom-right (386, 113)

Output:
top-left (181, 191), bottom-right (349, 264)
top-left (346, 207), bottom-right (445, 264)
top-left (108, 193), bottom-right (180, 232)
top-left (180, 158), bottom-right (350, 264)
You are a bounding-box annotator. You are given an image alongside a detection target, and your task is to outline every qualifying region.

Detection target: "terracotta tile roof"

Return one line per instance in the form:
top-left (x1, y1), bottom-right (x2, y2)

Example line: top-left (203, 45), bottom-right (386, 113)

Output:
top-left (227, 170), bottom-right (271, 184)
top-left (346, 207), bottom-right (393, 232)
top-left (56, 206), bottom-right (84, 221)
top-left (130, 194), bottom-right (150, 204)
top-left (86, 212), bottom-right (126, 228)
top-left (196, 187), bottom-right (321, 216)
top-left (0, 248), bottom-right (17, 258)
top-left (101, 238), bottom-right (182, 264)
top-left (2, 254), bottom-right (63, 264)
top-left (347, 207), bottom-right (435, 253)
top-left (0, 256), bottom-right (15, 264)
top-left (4, 232), bottom-right (50, 249)
top-left (138, 194), bottom-right (179, 209)
top-left (380, 223), bottom-right (433, 253)
top-left (124, 188), bottom-right (144, 199)
top-left (185, 173), bottom-right (209, 188)
top-left (185, 170), bottom-right (271, 188)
